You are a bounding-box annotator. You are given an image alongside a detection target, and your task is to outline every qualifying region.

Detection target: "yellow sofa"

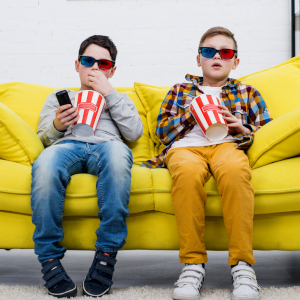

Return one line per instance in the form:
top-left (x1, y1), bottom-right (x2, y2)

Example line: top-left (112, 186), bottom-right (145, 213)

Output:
top-left (1, 56), bottom-right (300, 251)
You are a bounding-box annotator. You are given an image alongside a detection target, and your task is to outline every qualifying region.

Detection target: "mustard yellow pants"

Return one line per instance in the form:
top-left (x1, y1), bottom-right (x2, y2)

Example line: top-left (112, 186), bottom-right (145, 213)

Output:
top-left (166, 143), bottom-right (255, 266)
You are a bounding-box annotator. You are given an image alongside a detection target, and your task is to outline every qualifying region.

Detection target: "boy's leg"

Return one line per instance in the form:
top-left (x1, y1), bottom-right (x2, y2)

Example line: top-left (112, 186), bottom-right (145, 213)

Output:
top-left (85, 141), bottom-right (133, 251)
top-left (166, 147), bottom-right (211, 264)
top-left (166, 147), bottom-right (210, 300)
top-left (31, 140), bottom-right (86, 298)
top-left (83, 141), bottom-right (133, 297)
top-left (208, 143), bottom-right (260, 300)
top-left (209, 143), bottom-right (255, 265)
top-left (31, 141), bottom-right (85, 263)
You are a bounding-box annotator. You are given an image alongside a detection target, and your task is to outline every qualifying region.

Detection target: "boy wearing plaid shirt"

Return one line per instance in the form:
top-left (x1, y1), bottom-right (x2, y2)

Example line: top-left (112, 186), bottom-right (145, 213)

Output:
top-left (142, 27), bottom-right (272, 300)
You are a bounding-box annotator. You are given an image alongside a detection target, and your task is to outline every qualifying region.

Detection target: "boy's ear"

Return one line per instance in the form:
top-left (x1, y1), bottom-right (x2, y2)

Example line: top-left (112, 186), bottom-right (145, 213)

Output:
top-left (232, 57), bottom-right (240, 70)
top-left (108, 66), bottom-right (117, 79)
top-left (197, 55), bottom-right (201, 67)
top-left (75, 59), bottom-right (80, 72)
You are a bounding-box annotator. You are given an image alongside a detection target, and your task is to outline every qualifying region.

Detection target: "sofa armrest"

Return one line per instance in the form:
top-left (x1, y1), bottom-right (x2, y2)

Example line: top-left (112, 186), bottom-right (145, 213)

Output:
top-left (247, 107), bottom-right (300, 169)
top-left (0, 102), bottom-right (44, 166)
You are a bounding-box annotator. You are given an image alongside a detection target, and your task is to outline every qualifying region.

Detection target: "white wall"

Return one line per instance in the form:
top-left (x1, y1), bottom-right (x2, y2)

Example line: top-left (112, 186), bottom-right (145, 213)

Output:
top-left (0, 0), bottom-right (292, 88)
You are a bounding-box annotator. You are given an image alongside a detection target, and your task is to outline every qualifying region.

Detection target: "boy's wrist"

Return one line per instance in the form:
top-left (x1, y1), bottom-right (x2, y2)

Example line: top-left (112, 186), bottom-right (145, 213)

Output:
top-left (50, 121), bottom-right (66, 138)
top-left (242, 126), bottom-right (252, 135)
top-left (103, 89), bottom-right (120, 109)
top-left (102, 85), bottom-right (114, 96)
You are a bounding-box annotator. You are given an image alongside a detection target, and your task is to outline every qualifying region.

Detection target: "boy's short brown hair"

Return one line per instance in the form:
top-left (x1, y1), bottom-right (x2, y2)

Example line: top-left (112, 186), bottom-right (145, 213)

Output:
top-left (199, 27), bottom-right (238, 52)
top-left (79, 35), bottom-right (118, 61)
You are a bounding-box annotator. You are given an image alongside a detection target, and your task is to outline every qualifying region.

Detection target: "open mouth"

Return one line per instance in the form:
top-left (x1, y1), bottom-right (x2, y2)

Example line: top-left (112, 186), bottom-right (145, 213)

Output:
top-left (212, 63), bottom-right (221, 68)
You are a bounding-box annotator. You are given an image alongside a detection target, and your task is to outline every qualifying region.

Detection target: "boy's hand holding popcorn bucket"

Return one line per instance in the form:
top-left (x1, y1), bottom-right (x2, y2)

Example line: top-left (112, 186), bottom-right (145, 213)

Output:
top-left (72, 90), bottom-right (105, 137)
top-left (190, 94), bottom-right (228, 141)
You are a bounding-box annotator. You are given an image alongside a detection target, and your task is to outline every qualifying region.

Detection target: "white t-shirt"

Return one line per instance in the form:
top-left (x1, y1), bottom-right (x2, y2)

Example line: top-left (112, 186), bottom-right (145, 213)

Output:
top-left (171, 85), bottom-right (235, 150)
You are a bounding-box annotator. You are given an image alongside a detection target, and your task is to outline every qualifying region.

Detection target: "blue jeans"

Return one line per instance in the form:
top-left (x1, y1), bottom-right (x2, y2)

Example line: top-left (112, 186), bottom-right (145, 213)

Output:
top-left (31, 140), bottom-right (133, 263)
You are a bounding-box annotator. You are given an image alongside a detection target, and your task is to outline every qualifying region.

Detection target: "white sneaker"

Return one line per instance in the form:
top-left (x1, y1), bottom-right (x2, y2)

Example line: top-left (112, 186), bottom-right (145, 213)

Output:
top-left (231, 261), bottom-right (261, 300)
top-left (172, 264), bottom-right (205, 300)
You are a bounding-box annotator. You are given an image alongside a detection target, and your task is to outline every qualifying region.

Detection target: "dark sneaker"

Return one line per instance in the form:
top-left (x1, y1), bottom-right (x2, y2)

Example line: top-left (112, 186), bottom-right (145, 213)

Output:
top-left (41, 258), bottom-right (77, 298)
top-left (83, 250), bottom-right (117, 297)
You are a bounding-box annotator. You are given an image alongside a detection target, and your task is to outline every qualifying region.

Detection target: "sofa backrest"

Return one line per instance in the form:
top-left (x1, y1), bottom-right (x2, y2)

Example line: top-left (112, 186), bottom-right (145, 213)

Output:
top-left (1, 55), bottom-right (299, 167)
top-left (0, 82), bottom-right (155, 166)
top-left (239, 56), bottom-right (300, 119)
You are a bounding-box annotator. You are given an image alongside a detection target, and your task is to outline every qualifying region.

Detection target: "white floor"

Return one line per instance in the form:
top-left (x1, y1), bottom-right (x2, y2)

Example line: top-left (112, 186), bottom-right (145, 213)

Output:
top-left (1, 249), bottom-right (300, 289)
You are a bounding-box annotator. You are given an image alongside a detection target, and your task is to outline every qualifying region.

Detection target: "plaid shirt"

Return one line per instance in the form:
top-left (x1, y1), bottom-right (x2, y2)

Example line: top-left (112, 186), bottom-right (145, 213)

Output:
top-left (142, 74), bottom-right (272, 168)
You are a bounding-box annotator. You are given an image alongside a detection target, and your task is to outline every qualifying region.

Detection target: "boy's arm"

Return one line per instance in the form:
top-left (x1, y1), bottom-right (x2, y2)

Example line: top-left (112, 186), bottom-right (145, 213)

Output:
top-left (105, 89), bottom-right (143, 142)
top-left (219, 87), bottom-right (272, 136)
top-left (87, 71), bottom-right (142, 141)
top-left (156, 85), bottom-right (197, 145)
top-left (37, 90), bottom-right (77, 147)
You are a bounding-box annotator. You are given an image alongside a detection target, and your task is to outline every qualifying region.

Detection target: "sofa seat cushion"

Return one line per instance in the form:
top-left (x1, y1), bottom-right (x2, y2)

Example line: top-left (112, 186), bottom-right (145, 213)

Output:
top-left (250, 157), bottom-right (300, 214)
top-left (148, 157), bottom-right (300, 216)
top-left (2, 158), bottom-right (300, 218)
top-left (0, 162), bottom-right (155, 216)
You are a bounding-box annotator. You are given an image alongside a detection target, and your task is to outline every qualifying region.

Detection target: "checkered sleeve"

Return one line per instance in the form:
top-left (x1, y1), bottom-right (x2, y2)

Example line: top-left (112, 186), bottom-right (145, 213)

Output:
top-left (156, 84), bottom-right (197, 145)
top-left (246, 87), bottom-right (273, 132)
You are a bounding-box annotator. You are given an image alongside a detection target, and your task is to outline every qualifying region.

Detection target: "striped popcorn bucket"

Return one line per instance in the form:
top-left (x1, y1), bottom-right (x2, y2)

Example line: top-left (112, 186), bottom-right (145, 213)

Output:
top-left (190, 94), bottom-right (228, 141)
top-left (72, 90), bottom-right (105, 137)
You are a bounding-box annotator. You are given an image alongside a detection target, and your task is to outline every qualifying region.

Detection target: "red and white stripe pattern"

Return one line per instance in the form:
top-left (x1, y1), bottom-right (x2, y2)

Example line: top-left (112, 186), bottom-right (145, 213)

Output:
top-left (73, 90), bottom-right (105, 132)
top-left (190, 94), bottom-right (227, 137)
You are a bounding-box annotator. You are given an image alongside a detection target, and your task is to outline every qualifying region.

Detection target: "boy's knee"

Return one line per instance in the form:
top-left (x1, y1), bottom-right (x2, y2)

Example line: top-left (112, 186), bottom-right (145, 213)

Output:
top-left (170, 161), bottom-right (206, 180)
top-left (219, 159), bottom-right (251, 183)
top-left (104, 142), bottom-right (133, 167)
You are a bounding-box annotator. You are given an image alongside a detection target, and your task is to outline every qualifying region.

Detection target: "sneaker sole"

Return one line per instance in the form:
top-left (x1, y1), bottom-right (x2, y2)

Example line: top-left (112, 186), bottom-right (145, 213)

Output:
top-left (48, 285), bottom-right (77, 298)
top-left (172, 282), bottom-right (204, 300)
top-left (232, 295), bottom-right (260, 300)
top-left (82, 281), bottom-right (110, 298)
top-left (172, 295), bottom-right (200, 300)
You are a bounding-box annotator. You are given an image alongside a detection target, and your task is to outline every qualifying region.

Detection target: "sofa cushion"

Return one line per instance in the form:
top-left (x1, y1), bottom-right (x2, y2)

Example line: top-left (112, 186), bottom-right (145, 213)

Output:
top-left (238, 55), bottom-right (300, 119)
top-left (0, 103), bottom-right (44, 166)
top-left (3, 157), bottom-right (300, 218)
top-left (0, 162), bottom-right (155, 216)
top-left (150, 157), bottom-right (300, 217)
top-left (237, 56), bottom-right (300, 169)
top-left (134, 82), bottom-right (170, 145)
top-left (247, 107), bottom-right (300, 169)
top-left (116, 88), bottom-right (155, 165)
top-left (0, 82), bottom-right (57, 132)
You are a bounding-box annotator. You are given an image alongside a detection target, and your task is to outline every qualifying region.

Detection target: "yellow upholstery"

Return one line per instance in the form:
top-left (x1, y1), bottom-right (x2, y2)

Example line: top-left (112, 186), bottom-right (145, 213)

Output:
top-left (134, 82), bottom-right (170, 145)
top-left (2, 156), bottom-right (300, 218)
top-left (239, 56), bottom-right (300, 119)
top-left (247, 107), bottom-right (300, 169)
top-left (0, 82), bottom-right (56, 131)
top-left (0, 103), bottom-right (44, 166)
top-left (115, 88), bottom-right (155, 164)
top-left (2, 211), bottom-right (300, 251)
top-left (1, 56), bottom-right (300, 251)
top-left (240, 56), bottom-right (300, 168)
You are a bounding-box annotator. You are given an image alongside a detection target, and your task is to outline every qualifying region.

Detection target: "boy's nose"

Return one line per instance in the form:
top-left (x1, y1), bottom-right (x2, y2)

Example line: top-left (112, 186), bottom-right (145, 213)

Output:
top-left (213, 51), bottom-right (221, 59)
top-left (91, 62), bottom-right (100, 70)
